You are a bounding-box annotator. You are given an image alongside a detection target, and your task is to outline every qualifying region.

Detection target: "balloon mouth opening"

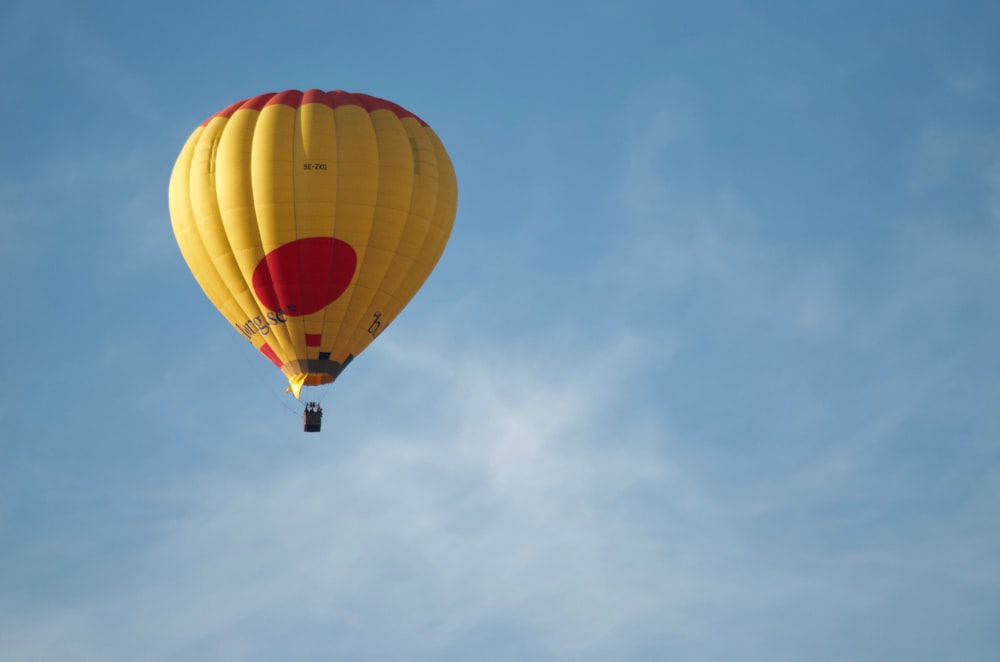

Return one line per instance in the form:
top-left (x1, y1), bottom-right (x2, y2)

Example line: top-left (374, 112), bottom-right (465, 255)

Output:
top-left (287, 373), bottom-right (336, 398)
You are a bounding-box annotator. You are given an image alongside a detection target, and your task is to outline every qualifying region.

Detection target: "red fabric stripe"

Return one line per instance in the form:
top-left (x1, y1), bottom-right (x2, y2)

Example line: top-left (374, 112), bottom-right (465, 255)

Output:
top-left (265, 89), bottom-right (304, 109)
top-left (201, 92), bottom-right (276, 126)
top-left (306, 334), bottom-right (322, 347)
top-left (260, 343), bottom-right (283, 367)
top-left (201, 90), bottom-right (427, 126)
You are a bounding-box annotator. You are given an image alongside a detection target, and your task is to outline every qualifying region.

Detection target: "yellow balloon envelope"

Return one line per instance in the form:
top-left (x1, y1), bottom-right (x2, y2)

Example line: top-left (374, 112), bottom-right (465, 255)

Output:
top-left (168, 89), bottom-right (458, 397)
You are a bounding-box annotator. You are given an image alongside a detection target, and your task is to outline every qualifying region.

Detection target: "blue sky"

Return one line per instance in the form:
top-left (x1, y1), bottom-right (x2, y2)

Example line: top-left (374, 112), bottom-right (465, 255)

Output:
top-left (1, 0), bottom-right (998, 660)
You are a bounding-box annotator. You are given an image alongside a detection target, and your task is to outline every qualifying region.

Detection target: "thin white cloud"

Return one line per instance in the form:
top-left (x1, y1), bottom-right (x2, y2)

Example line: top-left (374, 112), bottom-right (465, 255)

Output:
top-left (5, 308), bottom-right (997, 661)
top-left (0, 331), bottom-right (707, 659)
top-left (614, 113), bottom-right (847, 339)
top-left (609, 80), bottom-right (859, 346)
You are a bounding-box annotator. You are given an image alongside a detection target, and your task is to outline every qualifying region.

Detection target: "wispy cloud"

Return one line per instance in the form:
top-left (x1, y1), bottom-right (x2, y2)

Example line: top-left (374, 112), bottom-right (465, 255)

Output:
top-left (4, 302), bottom-right (998, 660)
top-left (612, 86), bottom-right (846, 341)
top-left (0, 331), bottom-right (696, 659)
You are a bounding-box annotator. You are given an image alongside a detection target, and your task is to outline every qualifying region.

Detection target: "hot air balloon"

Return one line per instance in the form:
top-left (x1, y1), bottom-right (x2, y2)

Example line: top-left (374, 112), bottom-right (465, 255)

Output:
top-left (168, 89), bottom-right (458, 431)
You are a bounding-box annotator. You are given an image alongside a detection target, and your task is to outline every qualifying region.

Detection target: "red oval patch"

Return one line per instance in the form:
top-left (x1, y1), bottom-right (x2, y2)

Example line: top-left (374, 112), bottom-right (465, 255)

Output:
top-left (252, 238), bottom-right (358, 316)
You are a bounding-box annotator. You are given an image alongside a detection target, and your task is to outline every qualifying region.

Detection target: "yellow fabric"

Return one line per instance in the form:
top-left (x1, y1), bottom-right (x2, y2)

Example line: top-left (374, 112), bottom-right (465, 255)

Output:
top-left (286, 373), bottom-right (338, 398)
top-left (287, 374), bottom-right (306, 398)
top-left (168, 90), bottom-right (457, 396)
